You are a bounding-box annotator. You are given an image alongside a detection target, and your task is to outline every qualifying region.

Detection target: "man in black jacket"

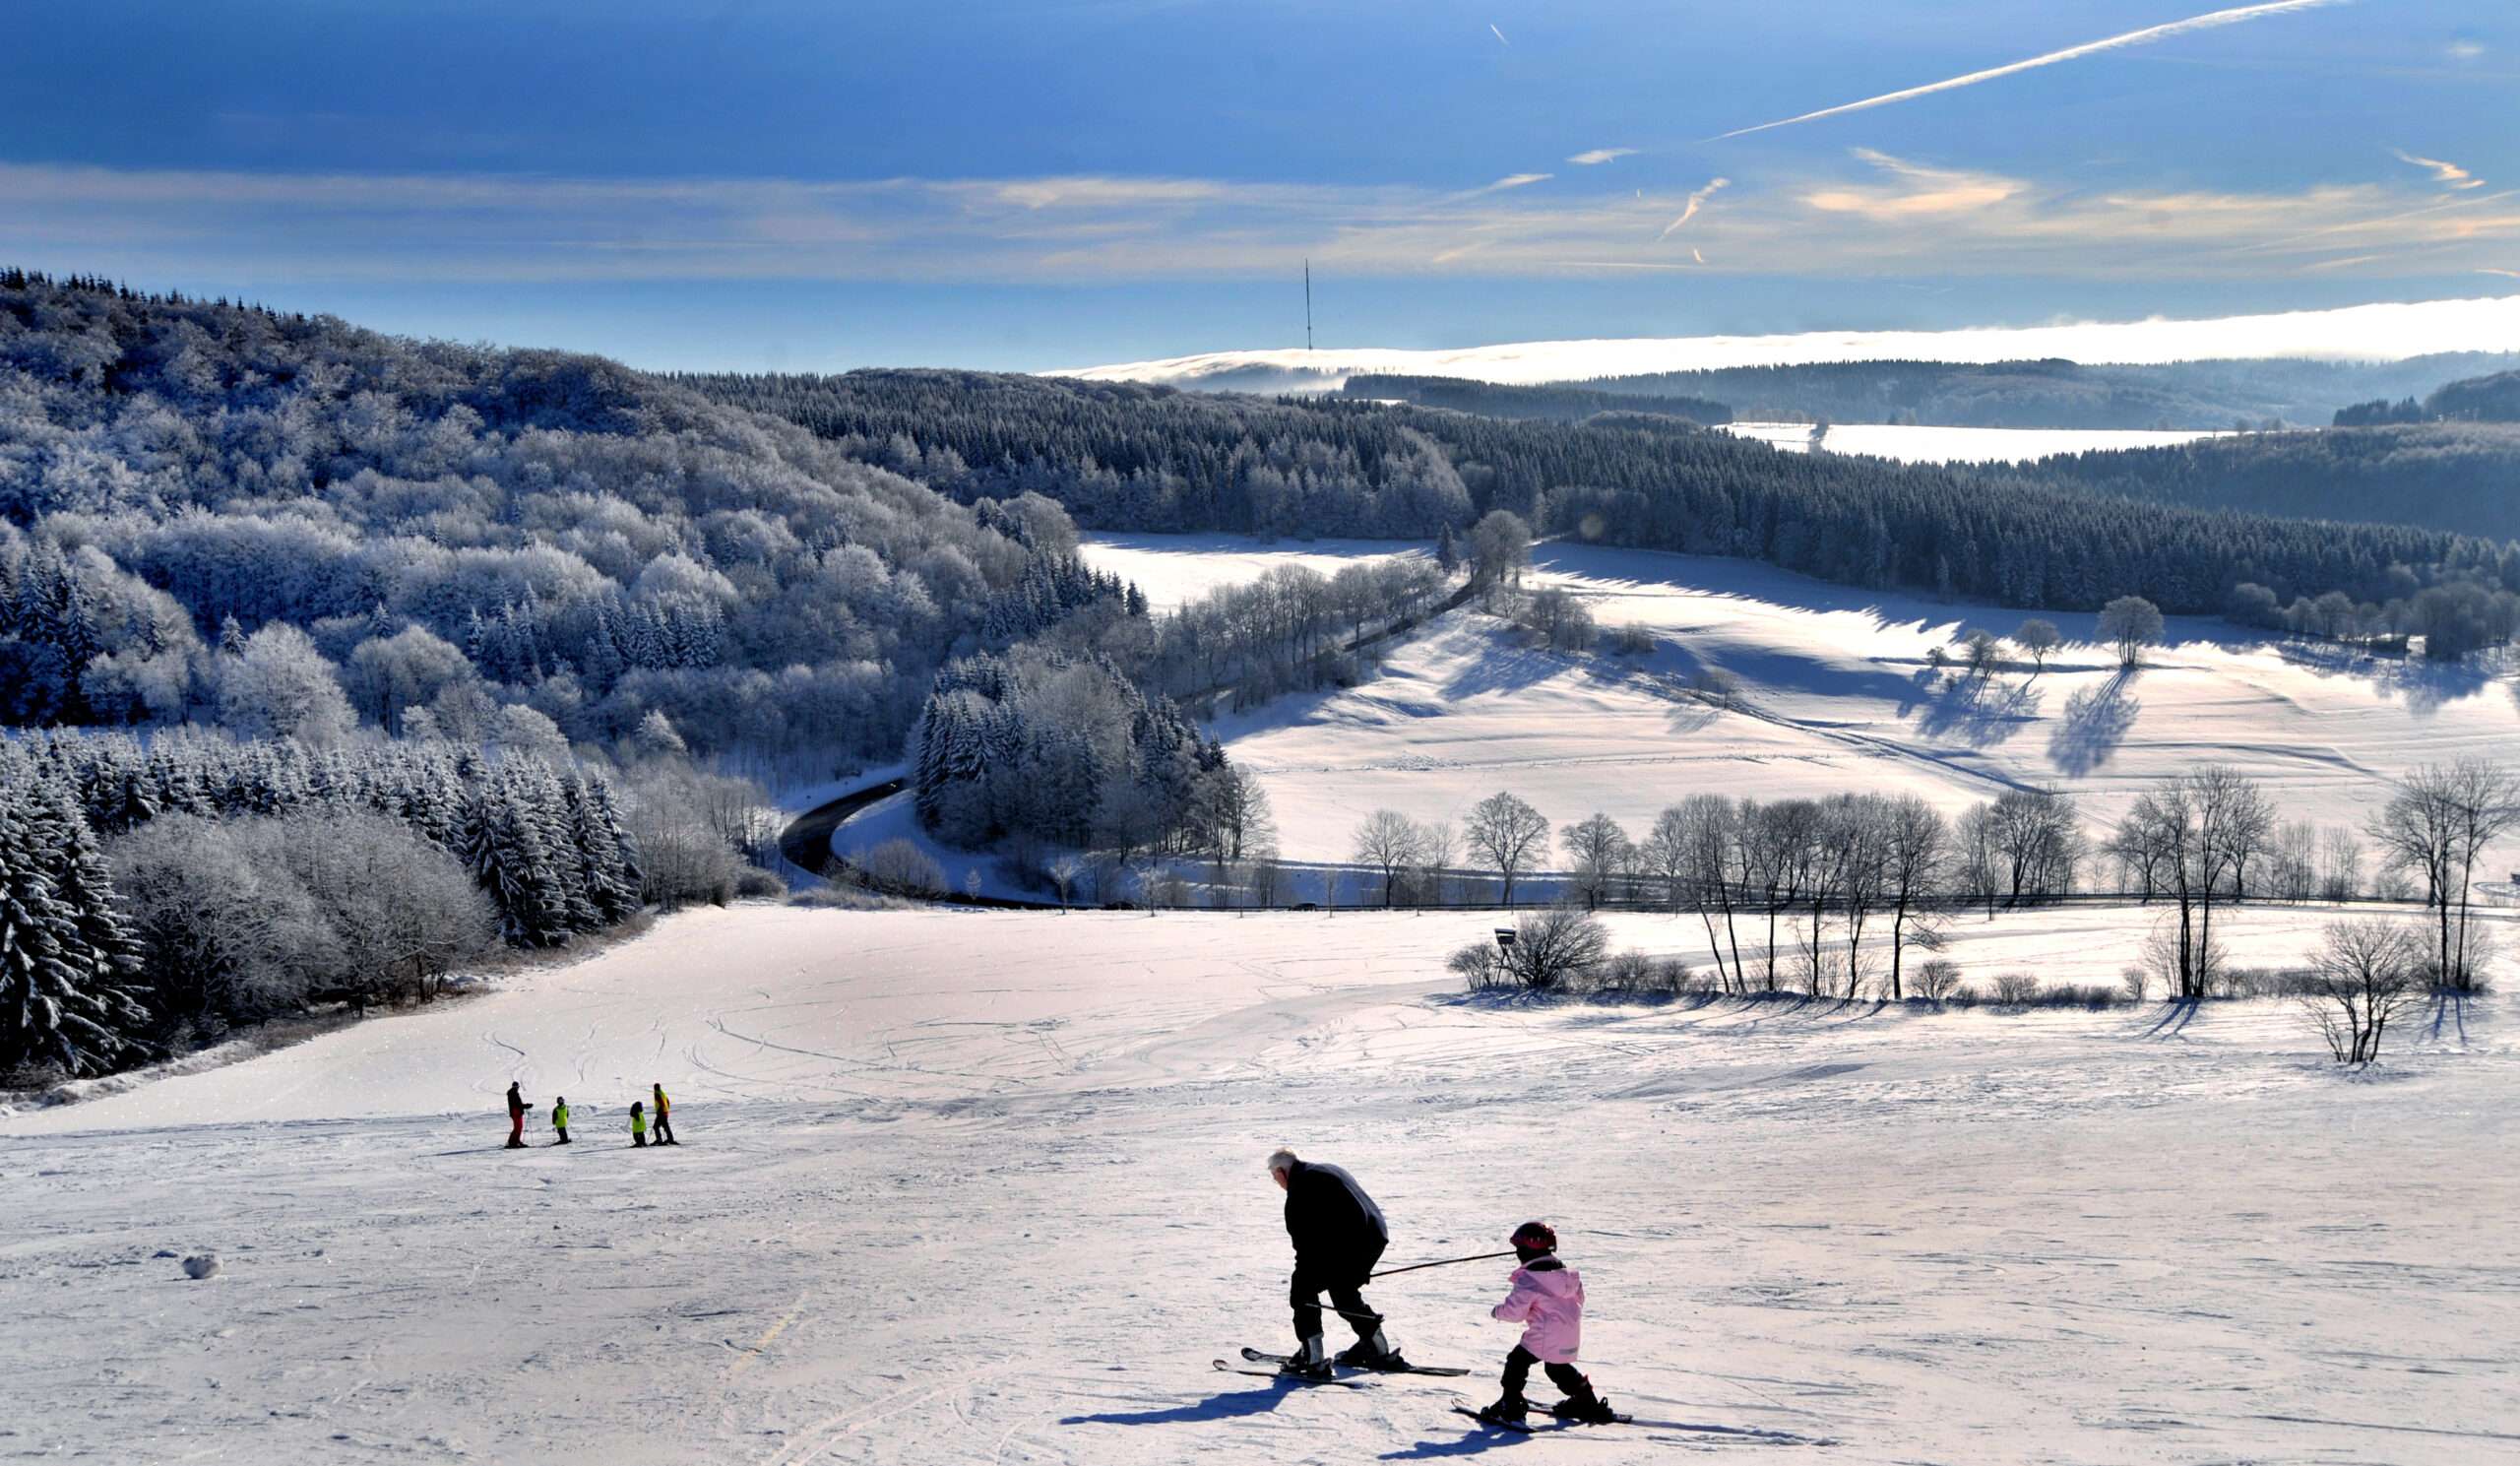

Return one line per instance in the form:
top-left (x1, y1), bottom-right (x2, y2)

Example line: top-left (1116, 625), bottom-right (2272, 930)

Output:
top-left (1269, 1148), bottom-right (1409, 1376)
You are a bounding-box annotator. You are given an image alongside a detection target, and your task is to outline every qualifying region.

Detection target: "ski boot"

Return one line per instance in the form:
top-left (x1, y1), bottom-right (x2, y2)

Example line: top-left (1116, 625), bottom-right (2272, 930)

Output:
top-left (1278, 1335), bottom-right (1334, 1380)
top-left (1335, 1327), bottom-right (1411, 1372)
top-left (1476, 1394), bottom-right (1529, 1428)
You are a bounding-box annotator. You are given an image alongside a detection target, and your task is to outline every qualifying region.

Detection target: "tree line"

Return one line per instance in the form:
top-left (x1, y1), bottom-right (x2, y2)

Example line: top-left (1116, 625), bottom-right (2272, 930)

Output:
top-left (1335, 757), bottom-right (2507, 1000)
top-left (0, 731), bottom-right (662, 1082)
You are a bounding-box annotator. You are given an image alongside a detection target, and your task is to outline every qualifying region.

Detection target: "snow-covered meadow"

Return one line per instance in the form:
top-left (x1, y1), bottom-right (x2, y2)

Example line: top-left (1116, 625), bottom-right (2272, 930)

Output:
top-left (1081, 535), bottom-right (2520, 865)
top-left (7, 902), bottom-right (2516, 1464)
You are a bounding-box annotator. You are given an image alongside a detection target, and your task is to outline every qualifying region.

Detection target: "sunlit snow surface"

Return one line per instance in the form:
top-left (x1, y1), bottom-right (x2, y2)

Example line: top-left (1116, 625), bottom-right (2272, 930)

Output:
top-left (4, 905), bottom-right (2515, 1462)
top-left (1082, 535), bottom-right (2520, 864)
top-left (1720, 420), bottom-right (2230, 465)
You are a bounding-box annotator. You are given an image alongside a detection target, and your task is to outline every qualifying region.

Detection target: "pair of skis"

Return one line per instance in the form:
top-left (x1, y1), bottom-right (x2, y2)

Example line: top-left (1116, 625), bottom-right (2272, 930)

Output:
top-left (1213, 1345), bottom-right (1470, 1388)
top-left (1215, 1348), bottom-right (1630, 1431)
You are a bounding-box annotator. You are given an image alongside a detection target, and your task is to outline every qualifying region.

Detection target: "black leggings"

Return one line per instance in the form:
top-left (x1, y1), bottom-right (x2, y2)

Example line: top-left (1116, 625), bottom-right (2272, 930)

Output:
top-left (1501, 1345), bottom-right (1593, 1402)
top-left (654, 1113), bottom-right (676, 1144)
top-left (1289, 1260), bottom-right (1381, 1341)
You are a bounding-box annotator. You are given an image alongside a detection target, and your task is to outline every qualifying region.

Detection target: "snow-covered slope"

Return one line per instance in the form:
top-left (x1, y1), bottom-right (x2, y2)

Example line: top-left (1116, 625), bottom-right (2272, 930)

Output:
top-left (1079, 536), bottom-right (2517, 862)
top-left (5, 903), bottom-right (2514, 1463)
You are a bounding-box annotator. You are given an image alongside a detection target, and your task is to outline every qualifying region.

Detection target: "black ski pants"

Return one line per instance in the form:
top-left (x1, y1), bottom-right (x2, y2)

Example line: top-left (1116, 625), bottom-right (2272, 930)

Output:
top-left (654, 1113), bottom-right (676, 1144)
top-left (1500, 1345), bottom-right (1594, 1403)
top-left (1290, 1247), bottom-right (1383, 1342)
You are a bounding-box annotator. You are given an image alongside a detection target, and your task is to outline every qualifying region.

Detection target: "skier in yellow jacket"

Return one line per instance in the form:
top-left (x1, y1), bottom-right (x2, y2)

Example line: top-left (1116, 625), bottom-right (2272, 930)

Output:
top-left (651, 1083), bottom-right (678, 1145)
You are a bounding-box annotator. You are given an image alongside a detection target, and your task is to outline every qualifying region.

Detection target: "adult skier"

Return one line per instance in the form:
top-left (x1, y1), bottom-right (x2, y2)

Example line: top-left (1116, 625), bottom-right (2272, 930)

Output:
top-left (550, 1095), bottom-right (572, 1145)
top-left (1268, 1148), bottom-right (1409, 1376)
top-left (651, 1083), bottom-right (677, 1145)
top-left (505, 1081), bottom-right (529, 1150)
top-left (1476, 1221), bottom-right (1617, 1427)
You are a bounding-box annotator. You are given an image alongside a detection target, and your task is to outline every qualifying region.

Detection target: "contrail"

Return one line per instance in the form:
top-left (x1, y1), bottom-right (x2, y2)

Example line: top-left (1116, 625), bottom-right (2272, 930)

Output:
top-left (1489, 23), bottom-right (1508, 45)
top-left (1714, 0), bottom-right (2350, 140)
top-left (1657, 177), bottom-right (1731, 239)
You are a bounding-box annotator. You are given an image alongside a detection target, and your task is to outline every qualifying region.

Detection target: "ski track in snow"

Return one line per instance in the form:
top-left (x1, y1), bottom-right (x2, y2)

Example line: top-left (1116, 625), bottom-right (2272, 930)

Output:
top-left (4, 905), bottom-right (2518, 1463)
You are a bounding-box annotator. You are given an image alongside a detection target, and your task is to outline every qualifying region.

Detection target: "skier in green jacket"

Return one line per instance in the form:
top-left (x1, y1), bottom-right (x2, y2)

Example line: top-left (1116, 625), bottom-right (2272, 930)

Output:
top-left (551, 1096), bottom-right (572, 1145)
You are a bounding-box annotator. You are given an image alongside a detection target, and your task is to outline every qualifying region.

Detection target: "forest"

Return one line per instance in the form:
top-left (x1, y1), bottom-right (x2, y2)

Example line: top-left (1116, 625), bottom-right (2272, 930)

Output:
top-left (703, 366), bottom-right (2520, 625)
top-left (1541, 352), bottom-right (2520, 429)
top-left (2042, 423), bottom-right (2520, 542)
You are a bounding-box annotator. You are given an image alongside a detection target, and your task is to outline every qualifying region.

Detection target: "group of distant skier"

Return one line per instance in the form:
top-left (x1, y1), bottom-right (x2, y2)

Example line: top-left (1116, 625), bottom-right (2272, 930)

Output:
top-left (1266, 1147), bottom-right (1618, 1429)
top-left (504, 1080), bottom-right (679, 1149)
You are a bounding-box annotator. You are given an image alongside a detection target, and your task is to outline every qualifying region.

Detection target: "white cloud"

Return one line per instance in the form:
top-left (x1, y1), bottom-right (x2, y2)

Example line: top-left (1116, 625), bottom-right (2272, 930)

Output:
top-left (1566, 149), bottom-right (1637, 166)
top-left (1716, 0), bottom-right (2349, 140)
top-left (1656, 177), bottom-right (1731, 238)
top-left (2448, 39), bottom-right (2486, 60)
top-left (1456, 172), bottom-right (1552, 198)
top-left (2391, 149), bottom-right (2484, 191)
top-left (9, 152), bottom-right (2516, 290)
top-left (1803, 150), bottom-right (2022, 218)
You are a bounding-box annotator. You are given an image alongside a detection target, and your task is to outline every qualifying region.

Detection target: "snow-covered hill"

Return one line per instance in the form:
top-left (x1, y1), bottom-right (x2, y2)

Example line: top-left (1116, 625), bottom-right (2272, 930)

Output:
top-left (1084, 535), bottom-right (2517, 864)
top-left (5, 903), bottom-right (2513, 1463)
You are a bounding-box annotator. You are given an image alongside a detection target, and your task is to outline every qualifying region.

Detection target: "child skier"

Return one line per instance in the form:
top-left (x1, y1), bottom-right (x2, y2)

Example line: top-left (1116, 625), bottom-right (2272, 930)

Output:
top-left (1478, 1221), bottom-right (1618, 1427)
top-left (550, 1096), bottom-right (571, 1145)
top-left (630, 1101), bottom-right (649, 1148)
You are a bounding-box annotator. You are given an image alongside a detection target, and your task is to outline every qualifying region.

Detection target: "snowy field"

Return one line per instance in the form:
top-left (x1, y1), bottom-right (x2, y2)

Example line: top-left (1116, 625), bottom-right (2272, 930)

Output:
top-left (7, 902), bottom-right (2517, 1464)
top-left (1718, 420), bottom-right (2231, 465)
top-left (1075, 533), bottom-right (1431, 613)
top-left (1078, 535), bottom-right (2520, 865)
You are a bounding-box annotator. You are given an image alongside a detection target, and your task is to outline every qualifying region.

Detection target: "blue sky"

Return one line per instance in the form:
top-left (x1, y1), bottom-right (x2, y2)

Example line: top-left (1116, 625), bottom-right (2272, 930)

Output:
top-left (6, 1), bottom-right (2513, 370)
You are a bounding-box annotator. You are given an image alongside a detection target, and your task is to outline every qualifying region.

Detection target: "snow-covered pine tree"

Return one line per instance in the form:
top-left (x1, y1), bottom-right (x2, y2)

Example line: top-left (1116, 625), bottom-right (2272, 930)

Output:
top-left (561, 772), bottom-right (643, 921)
top-left (0, 776), bottom-right (145, 1079)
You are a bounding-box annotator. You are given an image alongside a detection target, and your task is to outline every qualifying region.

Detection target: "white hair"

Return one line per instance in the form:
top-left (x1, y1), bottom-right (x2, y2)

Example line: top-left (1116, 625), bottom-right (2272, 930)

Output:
top-left (1266, 1148), bottom-right (1298, 1175)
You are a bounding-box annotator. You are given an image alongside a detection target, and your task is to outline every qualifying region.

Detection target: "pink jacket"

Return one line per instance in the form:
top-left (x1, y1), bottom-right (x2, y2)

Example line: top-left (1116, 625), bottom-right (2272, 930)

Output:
top-left (1491, 1261), bottom-right (1584, 1363)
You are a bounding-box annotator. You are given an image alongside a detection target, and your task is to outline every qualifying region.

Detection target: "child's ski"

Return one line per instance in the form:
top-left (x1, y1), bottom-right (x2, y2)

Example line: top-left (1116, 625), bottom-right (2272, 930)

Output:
top-left (1238, 1346), bottom-right (1472, 1377)
top-left (1212, 1360), bottom-right (1372, 1389)
top-left (1450, 1404), bottom-right (1633, 1432)
top-left (1451, 1405), bottom-right (1535, 1434)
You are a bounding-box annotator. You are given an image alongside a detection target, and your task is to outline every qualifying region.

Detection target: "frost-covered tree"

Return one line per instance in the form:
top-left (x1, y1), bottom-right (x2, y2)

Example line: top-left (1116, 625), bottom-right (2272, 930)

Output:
top-left (216, 623), bottom-right (354, 744)
top-left (0, 775), bottom-right (148, 1078)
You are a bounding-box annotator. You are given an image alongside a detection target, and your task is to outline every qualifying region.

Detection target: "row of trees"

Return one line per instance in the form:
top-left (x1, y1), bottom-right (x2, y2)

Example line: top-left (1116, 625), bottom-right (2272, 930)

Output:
top-left (1349, 758), bottom-right (2516, 998)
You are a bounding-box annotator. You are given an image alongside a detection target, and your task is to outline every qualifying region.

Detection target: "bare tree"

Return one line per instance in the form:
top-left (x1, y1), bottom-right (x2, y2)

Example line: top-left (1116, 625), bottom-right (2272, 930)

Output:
top-left (2098, 595), bottom-right (2165, 669)
top-left (1047, 853), bottom-right (1085, 909)
top-left (2301, 919), bottom-right (2423, 1063)
top-left (1748, 798), bottom-right (1821, 989)
top-left (2013, 618), bottom-right (2061, 672)
top-left (1880, 794), bottom-right (1950, 999)
top-left (1957, 627), bottom-right (2002, 680)
top-left (1560, 812), bottom-right (1633, 910)
top-left (1638, 805), bottom-right (1688, 913)
top-left (2319, 827), bottom-right (2363, 902)
top-left (1417, 819), bottom-right (1459, 907)
top-left (2441, 758), bottom-right (2520, 989)
top-left (1466, 791), bottom-right (1550, 904)
top-left (1984, 789), bottom-right (2084, 906)
top-left (1830, 796), bottom-right (1891, 997)
top-left (1353, 809), bottom-right (1427, 908)
top-left (2119, 767), bottom-right (2269, 998)
top-left (2366, 763), bottom-right (2468, 987)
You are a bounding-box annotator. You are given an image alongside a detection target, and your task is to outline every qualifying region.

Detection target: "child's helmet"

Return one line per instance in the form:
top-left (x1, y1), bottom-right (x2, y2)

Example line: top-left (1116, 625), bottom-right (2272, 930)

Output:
top-left (1509, 1221), bottom-right (1557, 1252)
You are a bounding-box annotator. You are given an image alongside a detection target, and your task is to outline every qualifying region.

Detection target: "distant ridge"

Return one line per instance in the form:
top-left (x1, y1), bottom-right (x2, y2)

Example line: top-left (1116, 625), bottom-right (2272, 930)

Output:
top-left (1057, 294), bottom-right (2520, 394)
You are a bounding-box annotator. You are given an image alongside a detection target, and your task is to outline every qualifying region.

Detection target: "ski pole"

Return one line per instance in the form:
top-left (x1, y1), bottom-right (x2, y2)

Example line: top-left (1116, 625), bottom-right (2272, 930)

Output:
top-left (1369, 1249), bottom-right (1518, 1279)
